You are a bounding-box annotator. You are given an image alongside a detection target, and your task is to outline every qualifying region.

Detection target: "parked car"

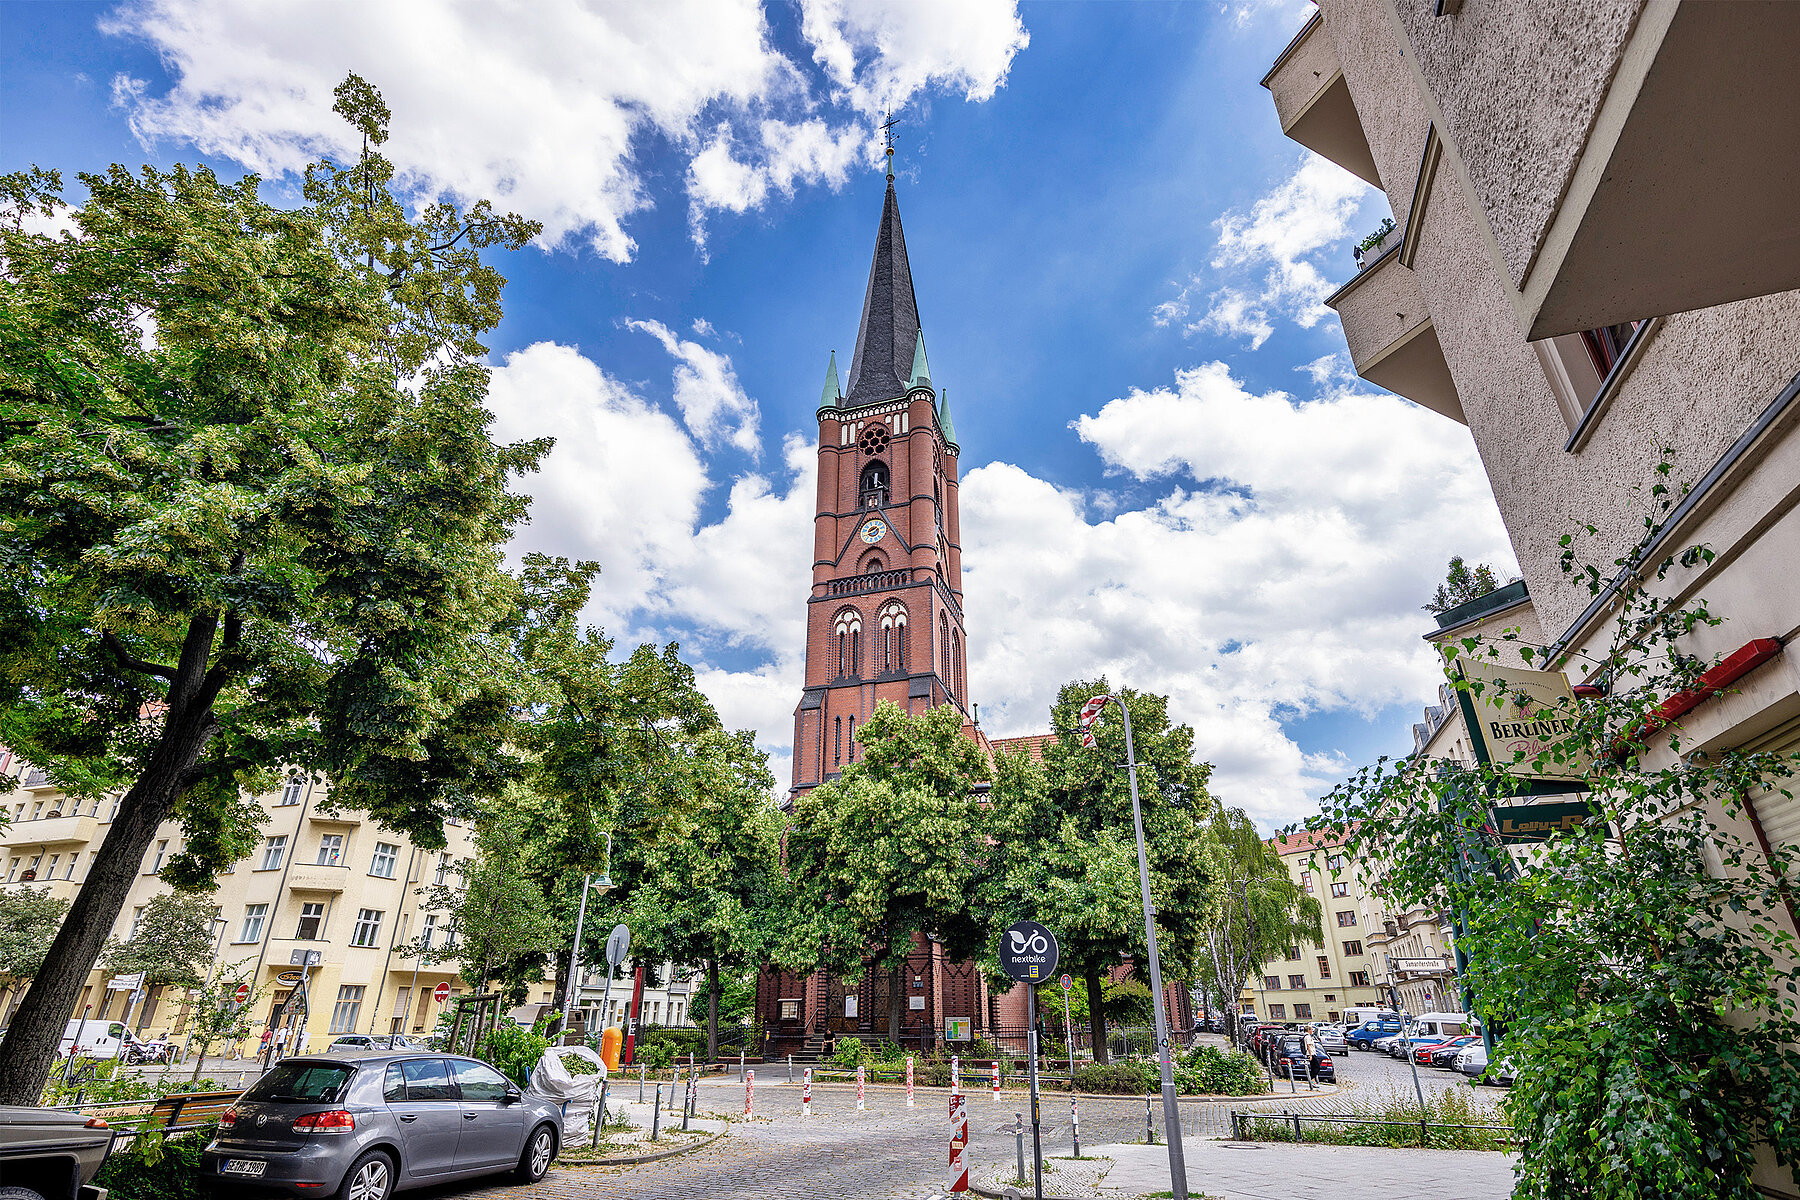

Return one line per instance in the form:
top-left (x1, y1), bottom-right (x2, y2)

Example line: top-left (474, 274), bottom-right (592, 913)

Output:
top-left (1313, 1025), bottom-right (1348, 1054)
top-left (200, 1051), bottom-right (563, 1197)
top-left (1453, 1043), bottom-right (1489, 1078)
top-left (1269, 1034), bottom-right (1335, 1083)
top-left (0, 1104), bottom-right (116, 1200)
top-left (1423, 1036), bottom-right (1482, 1067)
top-left (1345, 1019), bottom-right (1403, 1050)
top-left (1487, 1055), bottom-right (1518, 1087)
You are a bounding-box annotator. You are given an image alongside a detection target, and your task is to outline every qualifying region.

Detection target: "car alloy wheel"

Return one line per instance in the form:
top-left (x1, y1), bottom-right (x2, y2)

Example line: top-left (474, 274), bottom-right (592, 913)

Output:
top-left (529, 1128), bottom-right (553, 1177)
top-left (348, 1157), bottom-right (390, 1200)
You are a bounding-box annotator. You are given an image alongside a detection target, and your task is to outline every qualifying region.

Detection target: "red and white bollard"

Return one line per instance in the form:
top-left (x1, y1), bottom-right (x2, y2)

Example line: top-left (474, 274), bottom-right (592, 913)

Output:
top-left (856, 1064), bottom-right (866, 1111)
top-left (951, 1054), bottom-right (961, 1096)
top-left (948, 1092), bottom-right (970, 1192)
top-left (744, 1069), bottom-right (754, 1117)
top-left (906, 1055), bottom-right (915, 1107)
top-left (991, 1061), bottom-right (1000, 1100)
top-left (802, 1067), bottom-right (812, 1116)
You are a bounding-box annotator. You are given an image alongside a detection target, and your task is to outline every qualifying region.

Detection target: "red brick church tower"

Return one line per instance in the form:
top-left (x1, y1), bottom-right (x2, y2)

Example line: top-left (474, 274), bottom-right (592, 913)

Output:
top-left (789, 172), bottom-right (968, 797)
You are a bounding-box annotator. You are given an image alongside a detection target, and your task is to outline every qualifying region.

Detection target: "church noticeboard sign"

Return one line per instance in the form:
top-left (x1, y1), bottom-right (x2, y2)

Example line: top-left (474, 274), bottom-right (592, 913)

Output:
top-left (1454, 656), bottom-right (1592, 791)
top-left (1486, 799), bottom-right (1604, 843)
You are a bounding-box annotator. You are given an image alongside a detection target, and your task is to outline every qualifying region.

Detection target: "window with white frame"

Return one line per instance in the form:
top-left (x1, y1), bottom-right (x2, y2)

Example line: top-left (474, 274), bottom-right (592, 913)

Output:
top-left (128, 905), bottom-right (145, 939)
top-left (316, 833), bottom-right (344, 865)
top-left (149, 840), bottom-right (169, 873)
top-left (238, 904), bottom-right (268, 943)
top-left (420, 913), bottom-right (438, 950)
top-left (369, 843), bottom-right (399, 879)
top-left (329, 985), bottom-right (365, 1033)
top-left (260, 835), bottom-right (287, 871)
top-left (278, 777), bottom-right (304, 806)
top-left (879, 601), bottom-right (908, 673)
top-left (435, 853), bottom-right (451, 885)
top-left (350, 908), bottom-right (383, 947)
top-left (296, 902), bottom-right (325, 940)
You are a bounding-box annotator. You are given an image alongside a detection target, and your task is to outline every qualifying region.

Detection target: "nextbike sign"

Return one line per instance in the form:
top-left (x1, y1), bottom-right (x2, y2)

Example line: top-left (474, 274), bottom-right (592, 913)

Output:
top-left (999, 920), bottom-right (1059, 984)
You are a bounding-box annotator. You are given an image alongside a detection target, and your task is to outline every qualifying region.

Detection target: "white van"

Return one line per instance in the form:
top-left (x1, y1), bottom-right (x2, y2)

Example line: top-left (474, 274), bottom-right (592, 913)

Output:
top-left (1342, 1006), bottom-right (1397, 1029)
top-left (1411, 1011), bottom-right (1475, 1040)
top-left (59, 1018), bottom-right (137, 1058)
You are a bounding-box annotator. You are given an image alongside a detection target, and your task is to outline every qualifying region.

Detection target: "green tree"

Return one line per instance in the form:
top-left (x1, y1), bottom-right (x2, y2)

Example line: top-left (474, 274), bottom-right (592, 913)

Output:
top-left (415, 815), bottom-right (560, 1002)
top-left (103, 892), bottom-right (217, 1000)
top-left (1193, 808), bottom-right (1322, 1043)
top-left (1314, 482), bottom-right (1799, 1198)
top-left (614, 727), bottom-right (782, 1059)
top-left (180, 960), bottom-right (263, 1081)
top-left (0, 886), bottom-right (68, 991)
top-left (984, 680), bottom-right (1220, 1062)
top-left (0, 76), bottom-right (542, 1103)
top-left (1422, 555), bottom-right (1502, 614)
top-left (782, 701), bottom-right (989, 1046)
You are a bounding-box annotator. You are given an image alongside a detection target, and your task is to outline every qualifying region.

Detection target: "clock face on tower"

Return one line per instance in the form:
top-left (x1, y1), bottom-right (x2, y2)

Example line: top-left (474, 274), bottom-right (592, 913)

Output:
top-left (859, 518), bottom-right (888, 544)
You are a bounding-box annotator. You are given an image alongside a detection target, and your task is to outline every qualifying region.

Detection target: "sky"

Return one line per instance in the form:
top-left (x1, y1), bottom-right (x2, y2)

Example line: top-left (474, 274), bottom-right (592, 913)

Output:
top-left (1, 0), bottom-right (1516, 831)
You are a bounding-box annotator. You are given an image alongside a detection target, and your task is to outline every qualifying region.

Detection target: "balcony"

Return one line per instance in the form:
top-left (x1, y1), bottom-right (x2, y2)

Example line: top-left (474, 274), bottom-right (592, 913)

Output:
top-left (2, 812), bottom-right (99, 847)
top-left (826, 568), bottom-right (913, 598)
top-left (1326, 245), bottom-right (1463, 423)
top-left (1260, 11), bottom-right (1380, 187)
top-left (286, 862), bottom-right (350, 893)
top-left (1504, 4), bottom-right (1800, 336)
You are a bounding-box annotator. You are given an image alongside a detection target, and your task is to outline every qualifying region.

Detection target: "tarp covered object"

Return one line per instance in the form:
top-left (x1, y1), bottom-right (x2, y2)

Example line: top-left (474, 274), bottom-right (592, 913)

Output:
top-left (530, 1044), bottom-right (608, 1140)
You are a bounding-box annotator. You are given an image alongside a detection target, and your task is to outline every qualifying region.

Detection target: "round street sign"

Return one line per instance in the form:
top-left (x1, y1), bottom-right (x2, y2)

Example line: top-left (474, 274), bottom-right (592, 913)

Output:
top-left (433, 981), bottom-right (451, 1004)
top-left (275, 970), bottom-right (303, 985)
top-left (1060, 974), bottom-right (1072, 990)
top-left (999, 920), bottom-right (1060, 984)
top-left (232, 983), bottom-right (251, 1004)
top-left (605, 923), bottom-right (632, 969)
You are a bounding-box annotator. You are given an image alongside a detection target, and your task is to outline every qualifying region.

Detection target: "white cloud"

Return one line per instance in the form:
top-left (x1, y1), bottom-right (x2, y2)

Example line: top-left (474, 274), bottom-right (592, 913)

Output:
top-left (691, 318), bottom-right (718, 338)
top-left (958, 361), bottom-right (1513, 829)
top-left (1194, 288), bottom-right (1276, 349)
top-left (1151, 287), bottom-right (1190, 328)
top-left (100, 0), bottom-right (1030, 260)
top-left (626, 319), bottom-right (762, 456)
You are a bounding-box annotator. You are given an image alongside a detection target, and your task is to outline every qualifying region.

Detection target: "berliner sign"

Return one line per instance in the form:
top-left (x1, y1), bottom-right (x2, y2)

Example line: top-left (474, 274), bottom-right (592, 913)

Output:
top-left (1000, 920), bottom-right (1059, 984)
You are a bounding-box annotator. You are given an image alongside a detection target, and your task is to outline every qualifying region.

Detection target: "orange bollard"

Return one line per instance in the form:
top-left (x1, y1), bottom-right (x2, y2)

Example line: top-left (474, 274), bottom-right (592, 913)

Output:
top-left (600, 1026), bottom-right (623, 1071)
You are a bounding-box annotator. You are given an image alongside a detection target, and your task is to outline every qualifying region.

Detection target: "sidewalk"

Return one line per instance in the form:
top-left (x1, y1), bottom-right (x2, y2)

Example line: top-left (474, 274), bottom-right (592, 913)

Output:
top-left (977, 1139), bottom-right (1515, 1200)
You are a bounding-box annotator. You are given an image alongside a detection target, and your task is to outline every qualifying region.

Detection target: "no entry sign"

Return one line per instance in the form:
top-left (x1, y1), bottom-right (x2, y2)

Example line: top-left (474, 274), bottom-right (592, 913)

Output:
top-left (1000, 920), bottom-right (1060, 984)
top-left (232, 983), bottom-right (251, 1004)
top-left (433, 981), bottom-right (451, 1004)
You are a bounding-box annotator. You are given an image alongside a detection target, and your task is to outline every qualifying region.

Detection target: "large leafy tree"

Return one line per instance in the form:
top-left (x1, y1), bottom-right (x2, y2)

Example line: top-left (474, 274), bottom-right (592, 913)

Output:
top-left (0, 886), bottom-right (68, 992)
top-left (414, 814), bottom-right (560, 1003)
top-left (103, 891), bottom-right (218, 995)
top-left (1193, 808), bottom-right (1322, 1042)
top-left (1313, 480), bottom-right (1800, 1198)
top-left (782, 701), bottom-right (989, 1045)
top-left (0, 76), bottom-right (542, 1102)
top-left (984, 680), bottom-right (1220, 1062)
top-left (614, 727), bottom-right (782, 1059)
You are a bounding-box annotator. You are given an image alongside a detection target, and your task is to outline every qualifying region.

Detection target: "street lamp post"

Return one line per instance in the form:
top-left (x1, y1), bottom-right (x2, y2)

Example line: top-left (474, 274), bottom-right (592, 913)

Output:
top-left (559, 835), bottom-right (615, 1036)
top-left (1079, 694), bottom-right (1188, 1200)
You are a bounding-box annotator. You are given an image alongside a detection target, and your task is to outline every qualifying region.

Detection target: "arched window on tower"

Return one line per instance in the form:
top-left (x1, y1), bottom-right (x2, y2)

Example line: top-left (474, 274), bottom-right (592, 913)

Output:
top-left (939, 613), bottom-right (951, 691)
top-left (861, 551), bottom-right (885, 575)
top-left (834, 716), bottom-right (842, 767)
top-left (860, 461), bottom-right (889, 509)
top-left (848, 714), bottom-right (857, 760)
top-left (879, 602), bottom-right (908, 673)
top-left (952, 629), bottom-right (962, 700)
top-left (835, 609), bottom-right (863, 678)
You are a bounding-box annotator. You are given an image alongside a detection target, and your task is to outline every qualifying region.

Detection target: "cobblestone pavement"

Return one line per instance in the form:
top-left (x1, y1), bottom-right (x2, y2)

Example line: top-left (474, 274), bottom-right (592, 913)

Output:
top-left (438, 1071), bottom-right (1509, 1200)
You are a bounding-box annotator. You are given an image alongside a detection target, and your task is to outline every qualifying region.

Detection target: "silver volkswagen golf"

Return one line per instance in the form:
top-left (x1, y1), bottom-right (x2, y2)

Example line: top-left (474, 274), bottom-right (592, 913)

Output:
top-left (200, 1051), bottom-right (562, 1198)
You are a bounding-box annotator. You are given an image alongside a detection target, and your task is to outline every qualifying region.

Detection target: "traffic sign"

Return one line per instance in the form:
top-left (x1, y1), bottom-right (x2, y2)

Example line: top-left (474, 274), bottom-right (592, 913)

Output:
top-left (605, 923), bottom-right (631, 968)
top-left (999, 920), bottom-right (1060, 984)
top-left (232, 983), bottom-right (251, 1004)
top-left (433, 981), bottom-right (451, 1004)
top-left (1059, 973), bottom-right (1072, 990)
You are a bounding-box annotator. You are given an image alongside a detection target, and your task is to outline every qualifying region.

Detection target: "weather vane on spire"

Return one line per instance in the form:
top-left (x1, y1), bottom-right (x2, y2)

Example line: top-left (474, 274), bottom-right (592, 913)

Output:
top-left (880, 110), bottom-right (900, 181)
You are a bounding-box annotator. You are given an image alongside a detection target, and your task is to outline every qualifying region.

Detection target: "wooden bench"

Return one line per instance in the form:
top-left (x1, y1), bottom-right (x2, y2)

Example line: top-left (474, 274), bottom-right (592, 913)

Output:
top-left (146, 1090), bottom-right (243, 1132)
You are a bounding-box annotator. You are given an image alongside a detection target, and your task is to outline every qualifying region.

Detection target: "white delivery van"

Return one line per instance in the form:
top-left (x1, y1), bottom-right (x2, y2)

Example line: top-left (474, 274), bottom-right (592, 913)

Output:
top-left (59, 1018), bottom-right (136, 1058)
top-left (1411, 1012), bottom-right (1475, 1040)
top-left (1342, 1006), bottom-right (1397, 1029)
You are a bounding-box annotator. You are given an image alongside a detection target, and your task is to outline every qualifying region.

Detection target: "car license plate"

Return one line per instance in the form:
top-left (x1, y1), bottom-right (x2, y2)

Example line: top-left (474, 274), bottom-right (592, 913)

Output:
top-left (222, 1159), bottom-right (266, 1177)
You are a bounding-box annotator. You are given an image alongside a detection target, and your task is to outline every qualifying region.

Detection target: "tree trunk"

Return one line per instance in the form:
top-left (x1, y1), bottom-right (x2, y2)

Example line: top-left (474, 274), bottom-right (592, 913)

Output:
top-left (0, 713), bottom-right (212, 1103)
top-left (888, 958), bottom-right (902, 1047)
top-left (705, 957), bottom-right (720, 1061)
top-left (1084, 960), bottom-right (1108, 1065)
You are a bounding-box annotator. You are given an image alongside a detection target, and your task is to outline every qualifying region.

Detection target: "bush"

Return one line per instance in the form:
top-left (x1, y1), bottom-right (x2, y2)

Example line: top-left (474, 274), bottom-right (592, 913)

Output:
top-left (634, 1040), bottom-right (676, 1069)
top-left (1072, 1061), bottom-right (1159, 1094)
top-left (41, 1059), bottom-right (231, 1107)
top-left (478, 1023), bottom-right (550, 1088)
top-left (1177, 1044), bottom-right (1268, 1096)
top-left (831, 1036), bottom-right (863, 1067)
top-left (95, 1126), bottom-right (215, 1200)
top-left (637, 1026), bottom-right (705, 1054)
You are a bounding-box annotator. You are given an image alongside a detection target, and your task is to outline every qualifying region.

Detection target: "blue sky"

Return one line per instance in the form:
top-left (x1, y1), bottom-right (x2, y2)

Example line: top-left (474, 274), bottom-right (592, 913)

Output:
top-left (2, 0), bottom-right (1515, 829)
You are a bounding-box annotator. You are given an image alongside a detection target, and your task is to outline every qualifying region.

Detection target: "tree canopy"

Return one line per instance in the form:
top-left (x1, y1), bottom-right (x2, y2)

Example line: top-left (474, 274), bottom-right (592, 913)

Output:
top-left (1193, 808), bottom-right (1322, 1036)
top-left (103, 891), bottom-right (218, 993)
top-left (0, 886), bottom-right (68, 987)
top-left (0, 74), bottom-right (544, 1103)
top-left (1422, 556), bottom-right (1503, 614)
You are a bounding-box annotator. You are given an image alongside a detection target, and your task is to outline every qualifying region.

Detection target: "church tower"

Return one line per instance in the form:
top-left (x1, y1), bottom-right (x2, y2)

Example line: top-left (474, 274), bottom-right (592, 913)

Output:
top-left (790, 174), bottom-right (967, 797)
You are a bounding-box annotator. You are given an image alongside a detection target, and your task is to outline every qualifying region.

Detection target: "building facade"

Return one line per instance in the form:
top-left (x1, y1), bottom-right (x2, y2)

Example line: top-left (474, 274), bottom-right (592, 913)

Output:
top-left (1263, 4), bottom-right (1798, 1192)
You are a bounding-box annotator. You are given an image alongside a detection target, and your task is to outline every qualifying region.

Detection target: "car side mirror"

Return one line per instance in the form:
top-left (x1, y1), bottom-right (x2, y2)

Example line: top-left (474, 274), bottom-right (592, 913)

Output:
top-left (504, 1086), bottom-right (522, 1105)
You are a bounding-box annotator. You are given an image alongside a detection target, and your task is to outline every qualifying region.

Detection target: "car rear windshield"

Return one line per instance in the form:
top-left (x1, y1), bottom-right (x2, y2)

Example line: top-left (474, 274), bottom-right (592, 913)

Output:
top-left (242, 1062), bottom-right (355, 1104)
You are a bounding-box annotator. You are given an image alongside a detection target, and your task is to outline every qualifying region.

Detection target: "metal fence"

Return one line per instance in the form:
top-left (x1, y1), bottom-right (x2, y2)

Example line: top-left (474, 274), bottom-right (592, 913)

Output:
top-left (1231, 1108), bottom-right (1518, 1148)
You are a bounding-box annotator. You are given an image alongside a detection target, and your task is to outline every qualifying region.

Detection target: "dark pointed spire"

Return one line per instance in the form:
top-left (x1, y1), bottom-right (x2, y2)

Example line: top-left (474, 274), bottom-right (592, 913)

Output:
top-left (843, 181), bottom-right (924, 408)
